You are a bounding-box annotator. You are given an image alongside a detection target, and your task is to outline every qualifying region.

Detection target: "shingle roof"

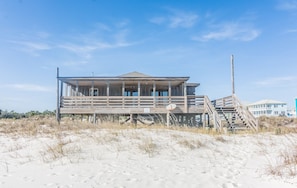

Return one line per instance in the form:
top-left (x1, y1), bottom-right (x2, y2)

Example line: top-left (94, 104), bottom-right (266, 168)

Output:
top-left (119, 71), bottom-right (151, 77)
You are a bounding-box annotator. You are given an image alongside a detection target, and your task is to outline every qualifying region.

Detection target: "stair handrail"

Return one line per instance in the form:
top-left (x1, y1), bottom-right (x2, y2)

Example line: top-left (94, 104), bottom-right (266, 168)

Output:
top-left (212, 95), bottom-right (233, 107)
top-left (204, 96), bottom-right (222, 131)
top-left (232, 95), bottom-right (258, 131)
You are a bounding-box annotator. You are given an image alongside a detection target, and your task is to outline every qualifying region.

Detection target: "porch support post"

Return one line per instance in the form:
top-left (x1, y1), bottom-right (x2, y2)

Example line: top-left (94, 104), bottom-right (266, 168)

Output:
top-left (153, 81), bottom-right (156, 107)
top-left (60, 82), bottom-right (63, 98)
top-left (91, 80), bottom-right (94, 95)
top-left (94, 113), bottom-right (97, 124)
top-left (65, 84), bottom-right (68, 96)
top-left (167, 111), bottom-right (170, 127)
top-left (56, 67), bottom-right (60, 123)
top-left (138, 81), bottom-right (140, 107)
top-left (76, 80), bottom-right (79, 96)
top-left (168, 81), bottom-right (171, 104)
top-left (184, 81), bottom-right (188, 113)
top-left (122, 82), bottom-right (125, 96)
top-left (122, 81), bottom-right (125, 108)
top-left (91, 80), bottom-right (94, 107)
top-left (60, 82), bottom-right (63, 109)
top-left (107, 82), bottom-right (110, 107)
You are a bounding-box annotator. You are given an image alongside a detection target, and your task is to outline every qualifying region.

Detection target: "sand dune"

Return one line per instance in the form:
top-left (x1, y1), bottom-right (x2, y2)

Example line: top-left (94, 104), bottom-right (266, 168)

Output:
top-left (1, 123), bottom-right (297, 188)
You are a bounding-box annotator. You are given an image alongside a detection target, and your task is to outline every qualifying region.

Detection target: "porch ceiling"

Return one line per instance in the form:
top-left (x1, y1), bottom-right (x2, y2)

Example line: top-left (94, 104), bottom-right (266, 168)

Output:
top-left (59, 77), bottom-right (192, 87)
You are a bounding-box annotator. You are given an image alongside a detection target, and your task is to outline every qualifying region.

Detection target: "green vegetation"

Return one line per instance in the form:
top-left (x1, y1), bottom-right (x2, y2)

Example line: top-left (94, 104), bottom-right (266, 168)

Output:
top-left (0, 109), bottom-right (55, 119)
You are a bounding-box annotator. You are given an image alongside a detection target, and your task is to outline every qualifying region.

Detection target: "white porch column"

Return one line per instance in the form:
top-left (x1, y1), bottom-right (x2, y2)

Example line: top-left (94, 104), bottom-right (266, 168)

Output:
top-left (107, 82), bottom-right (110, 107)
top-left (168, 81), bottom-right (171, 104)
top-left (153, 81), bottom-right (156, 107)
top-left (122, 81), bottom-right (125, 108)
top-left (184, 81), bottom-right (188, 113)
top-left (138, 81), bottom-right (140, 107)
top-left (76, 81), bottom-right (79, 96)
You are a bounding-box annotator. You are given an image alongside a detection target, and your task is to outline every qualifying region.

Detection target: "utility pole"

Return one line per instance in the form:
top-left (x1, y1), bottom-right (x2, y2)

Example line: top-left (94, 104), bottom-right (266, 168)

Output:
top-left (56, 67), bottom-right (60, 124)
top-left (231, 54), bottom-right (235, 95)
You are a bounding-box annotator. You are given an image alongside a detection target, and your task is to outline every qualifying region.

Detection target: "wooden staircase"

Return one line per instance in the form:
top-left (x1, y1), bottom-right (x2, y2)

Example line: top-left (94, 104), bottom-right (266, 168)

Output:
top-left (212, 95), bottom-right (258, 131)
top-left (204, 96), bottom-right (223, 131)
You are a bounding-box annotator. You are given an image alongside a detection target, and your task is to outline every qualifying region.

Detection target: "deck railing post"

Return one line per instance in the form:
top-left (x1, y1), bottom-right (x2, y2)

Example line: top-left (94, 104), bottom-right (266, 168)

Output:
top-left (122, 82), bottom-right (125, 108)
top-left (184, 82), bottom-right (188, 113)
top-left (107, 82), bottom-right (110, 107)
top-left (138, 81), bottom-right (140, 107)
top-left (153, 82), bottom-right (156, 107)
top-left (56, 67), bottom-right (61, 124)
top-left (91, 80), bottom-right (94, 107)
top-left (168, 81), bottom-right (171, 104)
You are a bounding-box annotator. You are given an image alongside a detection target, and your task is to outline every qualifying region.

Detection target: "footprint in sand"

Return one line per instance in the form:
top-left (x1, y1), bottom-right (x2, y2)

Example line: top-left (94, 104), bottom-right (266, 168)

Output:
top-left (126, 177), bottom-right (138, 182)
top-left (222, 182), bottom-right (239, 188)
top-left (23, 176), bottom-right (35, 182)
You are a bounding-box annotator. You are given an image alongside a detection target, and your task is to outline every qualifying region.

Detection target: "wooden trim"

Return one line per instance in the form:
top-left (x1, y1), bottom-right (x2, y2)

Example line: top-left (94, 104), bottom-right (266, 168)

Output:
top-left (184, 81), bottom-right (188, 112)
top-left (138, 81), bottom-right (140, 107)
top-left (153, 81), bottom-right (156, 107)
top-left (56, 67), bottom-right (60, 123)
top-left (168, 81), bottom-right (171, 104)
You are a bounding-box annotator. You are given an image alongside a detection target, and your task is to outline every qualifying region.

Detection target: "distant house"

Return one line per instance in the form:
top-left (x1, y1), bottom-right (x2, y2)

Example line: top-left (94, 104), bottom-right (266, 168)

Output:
top-left (247, 100), bottom-right (287, 117)
top-left (287, 108), bottom-right (296, 117)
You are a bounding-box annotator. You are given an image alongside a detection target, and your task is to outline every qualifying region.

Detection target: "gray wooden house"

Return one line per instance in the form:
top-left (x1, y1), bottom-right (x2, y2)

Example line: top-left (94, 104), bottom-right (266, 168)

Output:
top-left (56, 69), bottom-right (258, 131)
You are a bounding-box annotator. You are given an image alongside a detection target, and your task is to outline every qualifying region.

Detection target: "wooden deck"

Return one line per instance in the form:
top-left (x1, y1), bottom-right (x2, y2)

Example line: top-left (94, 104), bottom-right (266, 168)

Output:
top-left (60, 95), bottom-right (205, 114)
top-left (56, 70), bottom-right (257, 131)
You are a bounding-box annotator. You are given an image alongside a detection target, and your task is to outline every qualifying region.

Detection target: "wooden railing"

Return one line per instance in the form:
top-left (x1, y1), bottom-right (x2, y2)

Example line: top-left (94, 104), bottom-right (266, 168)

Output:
top-left (213, 95), bottom-right (258, 131)
top-left (212, 95), bottom-right (233, 107)
top-left (232, 95), bottom-right (258, 131)
top-left (187, 95), bottom-right (205, 107)
top-left (60, 95), bottom-right (208, 113)
top-left (61, 96), bottom-right (187, 108)
top-left (204, 96), bottom-right (222, 130)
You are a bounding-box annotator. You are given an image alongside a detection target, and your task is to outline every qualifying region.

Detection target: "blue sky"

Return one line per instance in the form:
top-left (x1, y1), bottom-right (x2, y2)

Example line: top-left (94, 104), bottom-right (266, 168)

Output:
top-left (0, 0), bottom-right (297, 112)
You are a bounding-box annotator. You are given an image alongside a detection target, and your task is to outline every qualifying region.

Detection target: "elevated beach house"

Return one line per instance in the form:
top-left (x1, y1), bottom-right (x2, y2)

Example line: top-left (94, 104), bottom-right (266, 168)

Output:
top-left (247, 99), bottom-right (287, 117)
top-left (56, 69), bottom-right (258, 131)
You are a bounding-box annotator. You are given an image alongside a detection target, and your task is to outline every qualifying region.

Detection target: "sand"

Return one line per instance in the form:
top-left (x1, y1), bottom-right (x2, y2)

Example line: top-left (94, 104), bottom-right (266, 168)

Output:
top-left (1, 126), bottom-right (297, 188)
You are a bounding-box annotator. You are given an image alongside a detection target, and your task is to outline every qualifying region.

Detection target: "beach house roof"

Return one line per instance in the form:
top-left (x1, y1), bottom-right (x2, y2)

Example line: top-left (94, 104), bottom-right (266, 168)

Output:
top-left (248, 99), bottom-right (286, 106)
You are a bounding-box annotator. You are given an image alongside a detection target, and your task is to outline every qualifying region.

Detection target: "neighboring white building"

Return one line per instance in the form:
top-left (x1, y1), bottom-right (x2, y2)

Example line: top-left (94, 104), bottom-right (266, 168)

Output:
top-left (287, 108), bottom-right (296, 117)
top-left (247, 99), bottom-right (287, 117)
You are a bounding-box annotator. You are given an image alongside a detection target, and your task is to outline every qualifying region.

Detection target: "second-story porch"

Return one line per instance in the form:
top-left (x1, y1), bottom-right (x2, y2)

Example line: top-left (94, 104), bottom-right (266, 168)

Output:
top-left (57, 71), bottom-right (202, 115)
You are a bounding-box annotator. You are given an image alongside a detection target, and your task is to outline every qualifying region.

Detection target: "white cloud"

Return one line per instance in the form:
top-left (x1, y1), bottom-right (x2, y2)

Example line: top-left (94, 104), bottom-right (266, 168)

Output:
top-left (168, 12), bottom-right (198, 28)
top-left (59, 29), bottom-right (136, 59)
top-left (277, 0), bottom-right (297, 10)
top-left (59, 40), bottom-right (134, 59)
top-left (58, 43), bottom-right (99, 59)
top-left (150, 9), bottom-right (198, 28)
top-left (286, 29), bottom-right (297, 33)
top-left (255, 76), bottom-right (297, 87)
top-left (10, 41), bottom-right (51, 50)
top-left (4, 84), bottom-right (53, 92)
top-left (149, 17), bottom-right (166, 25)
top-left (36, 31), bottom-right (51, 39)
top-left (94, 22), bottom-right (111, 31)
top-left (116, 19), bottom-right (130, 28)
top-left (193, 22), bottom-right (261, 42)
top-left (62, 60), bottom-right (89, 66)
top-left (9, 40), bottom-right (51, 56)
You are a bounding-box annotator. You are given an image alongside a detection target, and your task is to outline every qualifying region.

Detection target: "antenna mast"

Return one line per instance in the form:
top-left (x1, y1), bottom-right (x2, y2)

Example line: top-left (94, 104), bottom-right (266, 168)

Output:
top-left (231, 55), bottom-right (235, 95)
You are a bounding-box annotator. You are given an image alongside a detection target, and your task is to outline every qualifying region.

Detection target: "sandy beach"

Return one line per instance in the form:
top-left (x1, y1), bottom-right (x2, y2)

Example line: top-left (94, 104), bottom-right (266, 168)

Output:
top-left (1, 120), bottom-right (297, 188)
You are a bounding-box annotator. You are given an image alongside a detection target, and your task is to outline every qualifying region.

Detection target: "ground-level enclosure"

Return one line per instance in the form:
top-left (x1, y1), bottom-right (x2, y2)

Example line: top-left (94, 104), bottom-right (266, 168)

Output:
top-left (56, 70), bottom-right (258, 131)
